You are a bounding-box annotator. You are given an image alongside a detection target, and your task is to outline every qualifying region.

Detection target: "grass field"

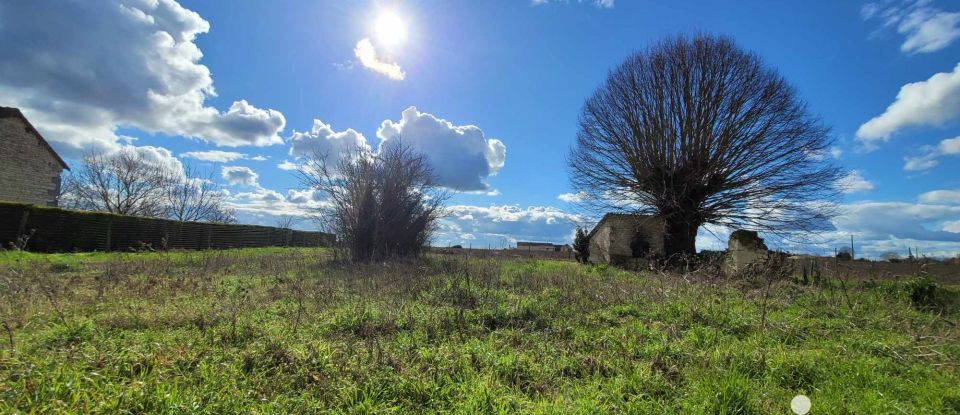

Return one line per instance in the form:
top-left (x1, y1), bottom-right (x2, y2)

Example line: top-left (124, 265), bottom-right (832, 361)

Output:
top-left (0, 248), bottom-right (958, 414)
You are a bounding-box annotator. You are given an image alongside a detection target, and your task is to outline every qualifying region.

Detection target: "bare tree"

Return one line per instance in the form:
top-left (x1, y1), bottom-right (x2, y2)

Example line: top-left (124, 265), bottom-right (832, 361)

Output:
top-left (275, 215), bottom-right (297, 230)
top-left (60, 149), bottom-right (171, 217)
top-left (298, 141), bottom-right (446, 262)
top-left (568, 34), bottom-right (843, 256)
top-left (163, 165), bottom-right (234, 223)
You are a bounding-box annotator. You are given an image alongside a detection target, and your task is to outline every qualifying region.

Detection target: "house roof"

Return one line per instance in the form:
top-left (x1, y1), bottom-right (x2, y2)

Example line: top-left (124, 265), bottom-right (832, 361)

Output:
top-left (0, 107), bottom-right (69, 170)
top-left (587, 213), bottom-right (659, 239)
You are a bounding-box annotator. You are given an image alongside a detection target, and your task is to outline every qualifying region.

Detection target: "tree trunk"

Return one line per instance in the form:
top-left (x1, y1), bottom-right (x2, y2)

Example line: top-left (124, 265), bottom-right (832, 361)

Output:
top-left (663, 218), bottom-right (698, 257)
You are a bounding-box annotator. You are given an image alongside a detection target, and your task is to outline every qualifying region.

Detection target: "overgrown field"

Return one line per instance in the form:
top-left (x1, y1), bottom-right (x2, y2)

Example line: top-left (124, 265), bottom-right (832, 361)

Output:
top-left (0, 248), bottom-right (958, 414)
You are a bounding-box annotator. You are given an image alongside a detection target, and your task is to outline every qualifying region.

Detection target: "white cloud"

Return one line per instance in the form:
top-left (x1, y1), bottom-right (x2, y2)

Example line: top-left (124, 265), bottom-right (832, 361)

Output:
top-left (903, 148), bottom-right (940, 171)
top-left (377, 107), bottom-right (506, 191)
top-left (837, 170), bottom-right (875, 193)
top-left (288, 119), bottom-right (371, 165)
top-left (862, 1), bottom-right (960, 53)
top-left (221, 165), bottom-right (259, 186)
top-left (897, 8), bottom-right (960, 53)
top-left (945, 220), bottom-right (960, 233)
top-left (919, 189), bottom-right (960, 205)
top-left (832, 201), bottom-right (960, 243)
top-left (558, 192), bottom-right (588, 202)
top-left (182, 150), bottom-right (247, 163)
top-left (0, 0), bottom-right (285, 157)
top-left (940, 136), bottom-right (960, 153)
top-left (434, 204), bottom-right (586, 248)
top-left (901, 136), bottom-right (960, 171)
top-left (227, 186), bottom-right (328, 219)
top-left (277, 160), bottom-right (299, 171)
top-left (354, 38), bottom-right (405, 80)
top-left (531, 0), bottom-right (614, 8)
top-left (856, 63), bottom-right (960, 145)
top-left (123, 144), bottom-right (187, 181)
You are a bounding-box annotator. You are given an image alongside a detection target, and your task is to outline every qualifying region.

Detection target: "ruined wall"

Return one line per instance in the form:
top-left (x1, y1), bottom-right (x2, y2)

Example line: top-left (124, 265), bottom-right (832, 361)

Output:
top-left (588, 224), bottom-right (612, 264)
top-left (725, 229), bottom-right (769, 274)
top-left (588, 215), bottom-right (665, 264)
top-left (0, 117), bottom-right (64, 206)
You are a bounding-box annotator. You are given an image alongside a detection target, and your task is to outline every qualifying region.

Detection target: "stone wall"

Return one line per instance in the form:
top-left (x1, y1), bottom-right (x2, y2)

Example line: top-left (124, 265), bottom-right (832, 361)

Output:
top-left (0, 116), bottom-right (64, 206)
top-left (588, 214), bottom-right (665, 264)
top-left (725, 229), bottom-right (769, 274)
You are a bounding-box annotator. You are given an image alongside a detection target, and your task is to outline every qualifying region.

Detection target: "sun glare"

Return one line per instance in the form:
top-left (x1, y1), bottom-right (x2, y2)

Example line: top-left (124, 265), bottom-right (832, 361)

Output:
top-left (374, 10), bottom-right (407, 47)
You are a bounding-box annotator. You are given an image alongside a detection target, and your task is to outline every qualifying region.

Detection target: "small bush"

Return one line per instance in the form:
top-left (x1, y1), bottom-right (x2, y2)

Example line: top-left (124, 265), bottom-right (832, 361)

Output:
top-left (905, 277), bottom-right (940, 309)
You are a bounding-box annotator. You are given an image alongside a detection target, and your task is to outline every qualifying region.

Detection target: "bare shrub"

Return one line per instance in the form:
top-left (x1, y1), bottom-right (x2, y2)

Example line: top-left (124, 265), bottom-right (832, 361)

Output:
top-left (298, 141), bottom-right (446, 263)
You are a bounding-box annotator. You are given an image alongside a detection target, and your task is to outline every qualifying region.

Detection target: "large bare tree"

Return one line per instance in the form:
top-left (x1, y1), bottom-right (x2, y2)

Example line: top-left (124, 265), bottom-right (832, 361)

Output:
top-left (61, 149), bottom-right (171, 217)
top-left (298, 141), bottom-right (446, 262)
top-left (62, 149), bottom-right (235, 223)
top-left (162, 165), bottom-right (235, 223)
top-left (568, 34), bottom-right (844, 256)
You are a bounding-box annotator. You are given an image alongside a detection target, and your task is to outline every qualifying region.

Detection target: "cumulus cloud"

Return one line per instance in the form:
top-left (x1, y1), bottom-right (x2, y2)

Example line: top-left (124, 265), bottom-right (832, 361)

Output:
top-left (558, 192), bottom-right (588, 202)
top-left (434, 204), bottom-right (586, 248)
top-left (354, 38), bottom-right (405, 80)
top-left (182, 150), bottom-right (249, 163)
top-left (832, 201), bottom-right (960, 243)
top-left (0, 0), bottom-right (285, 157)
top-left (122, 145), bottom-right (187, 181)
top-left (752, 197), bottom-right (960, 258)
top-left (862, 1), bottom-right (960, 53)
top-left (941, 136), bottom-right (960, 153)
top-left (288, 119), bottom-right (371, 166)
top-left (919, 189), bottom-right (960, 205)
top-left (945, 220), bottom-right (960, 233)
top-left (227, 186), bottom-right (328, 220)
top-left (277, 160), bottom-right (299, 171)
top-left (221, 166), bottom-right (259, 186)
top-left (377, 107), bottom-right (506, 191)
top-left (836, 170), bottom-right (875, 193)
top-left (856, 63), bottom-right (960, 145)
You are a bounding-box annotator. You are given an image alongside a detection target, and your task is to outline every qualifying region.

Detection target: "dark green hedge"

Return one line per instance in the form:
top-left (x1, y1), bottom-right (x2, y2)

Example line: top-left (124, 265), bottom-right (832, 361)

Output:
top-left (0, 201), bottom-right (334, 252)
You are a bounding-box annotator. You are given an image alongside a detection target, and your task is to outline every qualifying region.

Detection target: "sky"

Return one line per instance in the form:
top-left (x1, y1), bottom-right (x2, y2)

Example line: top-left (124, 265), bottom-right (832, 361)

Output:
top-left (1, 0), bottom-right (960, 258)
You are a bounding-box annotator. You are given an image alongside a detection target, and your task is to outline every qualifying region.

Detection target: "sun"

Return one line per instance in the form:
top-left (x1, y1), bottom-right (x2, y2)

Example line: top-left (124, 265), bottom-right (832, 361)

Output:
top-left (373, 9), bottom-right (407, 47)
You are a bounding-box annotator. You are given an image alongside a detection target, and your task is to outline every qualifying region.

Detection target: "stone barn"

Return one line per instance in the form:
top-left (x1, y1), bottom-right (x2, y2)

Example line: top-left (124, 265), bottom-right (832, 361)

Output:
top-left (0, 107), bottom-right (69, 206)
top-left (587, 213), bottom-right (665, 264)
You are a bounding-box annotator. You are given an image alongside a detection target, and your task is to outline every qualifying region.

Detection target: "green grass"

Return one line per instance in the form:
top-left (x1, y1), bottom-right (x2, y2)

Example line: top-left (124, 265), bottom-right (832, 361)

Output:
top-left (0, 249), bottom-right (957, 413)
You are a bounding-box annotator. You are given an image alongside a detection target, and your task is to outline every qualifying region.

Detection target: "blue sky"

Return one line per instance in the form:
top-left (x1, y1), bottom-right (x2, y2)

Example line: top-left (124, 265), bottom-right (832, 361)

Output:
top-left (2, 0), bottom-right (960, 257)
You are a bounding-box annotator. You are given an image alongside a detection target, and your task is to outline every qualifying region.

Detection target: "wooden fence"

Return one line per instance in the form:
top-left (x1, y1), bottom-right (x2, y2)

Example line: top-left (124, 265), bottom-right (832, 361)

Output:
top-left (0, 201), bottom-right (334, 252)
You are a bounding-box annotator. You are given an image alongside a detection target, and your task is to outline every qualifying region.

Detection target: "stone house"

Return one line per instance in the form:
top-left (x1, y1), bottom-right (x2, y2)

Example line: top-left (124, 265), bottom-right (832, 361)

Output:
top-left (516, 241), bottom-right (570, 252)
top-left (0, 107), bottom-right (69, 206)
top-left (587, 213), bottom-right (665, 264)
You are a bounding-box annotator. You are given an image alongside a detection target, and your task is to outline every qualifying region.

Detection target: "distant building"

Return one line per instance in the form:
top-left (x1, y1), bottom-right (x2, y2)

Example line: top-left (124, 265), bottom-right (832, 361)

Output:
top-left (587, 213), bottom-right (665, 264)
top-left (516, 241), bottom-right (570, 252)
top-left (0, 107), bottom-right (69, 206)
